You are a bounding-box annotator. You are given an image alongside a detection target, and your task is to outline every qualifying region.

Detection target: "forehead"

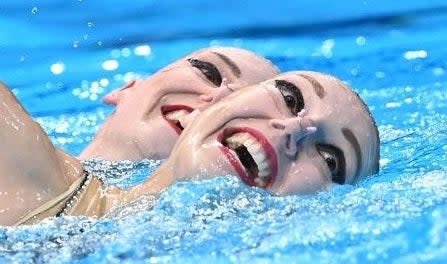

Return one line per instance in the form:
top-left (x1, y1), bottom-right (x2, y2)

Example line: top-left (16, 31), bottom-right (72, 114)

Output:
top-left (166, 48), bottom-right (279, 85)
top-left (180, 48), bottom-right (275, 71)
top-left (192, 48), bottom-right (255, 60)
top-left (270, 72), bottom-right (365, 117)
top-left (274, 72), bottom-right (351, 100)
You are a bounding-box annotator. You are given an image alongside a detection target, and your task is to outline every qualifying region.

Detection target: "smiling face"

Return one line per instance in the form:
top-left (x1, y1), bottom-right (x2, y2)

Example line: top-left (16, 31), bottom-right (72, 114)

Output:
top-left (80, 47), bottom-right (279, 161)
top-left (168, 71), bottom-right (380, 195)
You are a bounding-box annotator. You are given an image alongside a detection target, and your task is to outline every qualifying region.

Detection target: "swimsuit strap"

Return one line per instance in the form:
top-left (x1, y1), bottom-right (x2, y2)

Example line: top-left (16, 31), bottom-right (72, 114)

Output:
top-left (15, 171), bottom-right (89, 225)
top-left (15, 171), bottom-right (107, 225)
top-left (61, 172), bottom-right (107, 217)
top-left (56, 172), bottom-right (93, 216)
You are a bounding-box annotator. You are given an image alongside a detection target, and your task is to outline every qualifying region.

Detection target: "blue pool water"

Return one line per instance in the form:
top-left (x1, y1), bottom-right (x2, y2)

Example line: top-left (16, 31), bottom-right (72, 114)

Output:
top-left (1, 1), bottom-right (447, 263)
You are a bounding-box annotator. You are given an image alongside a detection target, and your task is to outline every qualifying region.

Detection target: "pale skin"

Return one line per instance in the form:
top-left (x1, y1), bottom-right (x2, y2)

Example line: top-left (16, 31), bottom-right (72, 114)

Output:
top-left (0, 47), bottom-right (280, 225)
top-left (0, 83), bottom-right (84, 225)
top-left (80, 46), bottom-right (280, 161)
top-left (128, 71), bottom-right (380, 197)
top-left (0, 71), bottom-right (379, 226)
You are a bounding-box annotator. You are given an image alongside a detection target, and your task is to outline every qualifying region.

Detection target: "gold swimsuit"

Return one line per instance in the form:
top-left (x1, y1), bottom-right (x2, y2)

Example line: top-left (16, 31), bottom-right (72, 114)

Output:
top-left (16, 172), bottom-right (108, 225)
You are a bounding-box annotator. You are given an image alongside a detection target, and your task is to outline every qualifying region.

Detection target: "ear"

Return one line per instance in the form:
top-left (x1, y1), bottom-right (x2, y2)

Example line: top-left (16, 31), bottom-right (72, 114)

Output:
top-left (102, 79), bottom-right (139, 105)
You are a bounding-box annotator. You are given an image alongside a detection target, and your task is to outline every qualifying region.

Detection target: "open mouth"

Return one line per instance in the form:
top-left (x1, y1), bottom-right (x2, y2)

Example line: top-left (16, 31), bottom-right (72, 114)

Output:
top-left (161, 105), bottom-right (195, 134)
top-left (218, 127), bottom-right (277, 188)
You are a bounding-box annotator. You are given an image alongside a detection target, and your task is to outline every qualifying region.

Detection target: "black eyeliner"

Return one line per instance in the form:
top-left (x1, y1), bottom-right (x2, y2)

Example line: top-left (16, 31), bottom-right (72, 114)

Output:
top-left (187, 58), bottom-right (222, 86)
top-left (317, 144), bottom-right (346, 184)
top-left (275, 79), bottom-right (305, 115)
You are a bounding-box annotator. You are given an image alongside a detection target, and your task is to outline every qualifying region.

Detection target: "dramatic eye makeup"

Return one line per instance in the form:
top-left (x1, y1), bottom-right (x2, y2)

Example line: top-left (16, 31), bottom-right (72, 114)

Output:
top-left (316, 144), bottom-right (346, 184)
top-left (275, 79), bottom-right (304, 115)
top-left (187, 58), bottom-right (222, 87)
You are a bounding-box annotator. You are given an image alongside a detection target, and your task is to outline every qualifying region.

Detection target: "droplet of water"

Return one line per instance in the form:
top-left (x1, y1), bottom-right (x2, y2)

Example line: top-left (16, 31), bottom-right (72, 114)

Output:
top-left (31, 7), bottom-right (39, 14)
top-left (356, 36), bottom-right (366, 46)
top-left (102, 59), bottom-right (119, 71)
top-left (50, 62), bottom-right (65, 75)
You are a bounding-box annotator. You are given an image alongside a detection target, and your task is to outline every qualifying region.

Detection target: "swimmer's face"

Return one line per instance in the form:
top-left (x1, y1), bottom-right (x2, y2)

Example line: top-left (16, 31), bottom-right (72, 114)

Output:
top-left (169, 71), bottom-right (379, 195)
top-left (80, 47), bottom-right (279, 161)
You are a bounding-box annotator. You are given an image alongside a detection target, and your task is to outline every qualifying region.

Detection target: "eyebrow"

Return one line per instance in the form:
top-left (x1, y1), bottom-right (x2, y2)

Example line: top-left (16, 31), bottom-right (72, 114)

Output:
top-left (297, 73), bottom-right (326, 98)
top-left (342, 127), bottom-right (362, 182)
top-left (211, 51), bottom-right (241, 78)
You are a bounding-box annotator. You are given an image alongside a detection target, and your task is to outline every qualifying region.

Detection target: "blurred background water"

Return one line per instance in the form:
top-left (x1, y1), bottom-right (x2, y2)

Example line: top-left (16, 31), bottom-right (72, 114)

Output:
top-left (1, 0), bottom-right (447, 263)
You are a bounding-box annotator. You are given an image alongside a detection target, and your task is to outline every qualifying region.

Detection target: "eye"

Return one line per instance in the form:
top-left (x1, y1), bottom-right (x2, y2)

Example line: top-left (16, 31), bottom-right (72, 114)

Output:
top-left (316, 144), bottom-right (346, 184)
top-left (187, 58), bottom-right (222, 86)
top-left (275, 80), bottom-right (304, 115)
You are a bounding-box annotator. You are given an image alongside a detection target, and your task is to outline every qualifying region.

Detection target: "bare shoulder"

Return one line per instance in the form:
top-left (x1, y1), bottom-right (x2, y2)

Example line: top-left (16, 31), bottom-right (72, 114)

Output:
top-left (0, 82), bottom-right (57, 165)
top-left (0, 81), bottom-right (29, 114)
top-left (0, 81), bottom-right (83, 182)
top-left (0, 81), bottom-right (83, 225)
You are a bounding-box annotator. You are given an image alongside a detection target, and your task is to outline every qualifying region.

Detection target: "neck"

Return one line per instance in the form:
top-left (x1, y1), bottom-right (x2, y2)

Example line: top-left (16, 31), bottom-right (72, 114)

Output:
top-left (79, 129), bottom-right (142, 161)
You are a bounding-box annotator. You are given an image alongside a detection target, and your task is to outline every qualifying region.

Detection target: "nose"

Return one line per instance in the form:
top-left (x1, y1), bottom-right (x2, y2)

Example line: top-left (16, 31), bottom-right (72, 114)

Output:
top-left (102, 79), bottom-right (138, 105)
top-left (199, 78), bottom-right (238, 103)
top-left (269, 109), bottom-right (317, 158)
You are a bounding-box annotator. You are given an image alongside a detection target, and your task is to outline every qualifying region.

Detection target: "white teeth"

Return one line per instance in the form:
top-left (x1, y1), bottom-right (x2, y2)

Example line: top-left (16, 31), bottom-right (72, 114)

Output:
top-left (165, 109), bottom-right (190, 121)
top-left (244, 136), bottom-right (255, 144)
top-left (233, 133), bottom-right (247, 142)
top-left (258, 161), bottom-right (269, 173)
top-left (226, 136), bottom-right (239, 144)
top-left (246, 141), bottom-right (261, 153)
top-left (258, 170), bottom-right (270, 178)
top-left (254, 177), bottom-right (268, 187)
top-left (253, 152), bottom-right (266, 164)
top-left (226, 132), bottom-right (271, 178)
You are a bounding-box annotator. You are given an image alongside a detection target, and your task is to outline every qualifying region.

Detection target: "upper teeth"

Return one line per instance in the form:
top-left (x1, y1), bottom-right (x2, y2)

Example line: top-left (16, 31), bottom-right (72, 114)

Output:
top-left (226, 132), bottom-right (271, 178)
top-left (165, 109), bottom-right (190, 121)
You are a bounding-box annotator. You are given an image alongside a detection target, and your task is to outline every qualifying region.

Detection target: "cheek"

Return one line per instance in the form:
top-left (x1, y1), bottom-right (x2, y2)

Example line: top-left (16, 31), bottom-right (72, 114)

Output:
top-left (275, 158), bottom-right (330, 195)
top-left (157, 93), bottom-right (205, 110)
top-left (134, 118), bottom-right (180, 158)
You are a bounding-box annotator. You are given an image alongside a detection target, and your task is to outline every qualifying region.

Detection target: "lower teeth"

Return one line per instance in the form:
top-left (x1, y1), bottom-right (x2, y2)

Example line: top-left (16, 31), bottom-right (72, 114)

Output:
top-left (174, 120), bottom-right (184, 130)
top-left (254, 177), bottom-right (268, 187)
